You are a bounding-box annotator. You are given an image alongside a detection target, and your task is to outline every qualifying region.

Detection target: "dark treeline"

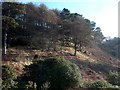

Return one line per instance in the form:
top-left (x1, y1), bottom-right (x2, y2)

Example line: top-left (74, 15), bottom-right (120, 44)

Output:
top-left (2, 2), bottom-right (104, 55)
top-left (99, 37), bottom-right (120, 59)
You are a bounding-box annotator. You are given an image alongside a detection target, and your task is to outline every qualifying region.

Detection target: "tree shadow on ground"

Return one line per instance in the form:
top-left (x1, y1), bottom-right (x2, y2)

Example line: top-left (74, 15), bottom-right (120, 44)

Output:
top-left (74, 59), bottom-right (119, 75)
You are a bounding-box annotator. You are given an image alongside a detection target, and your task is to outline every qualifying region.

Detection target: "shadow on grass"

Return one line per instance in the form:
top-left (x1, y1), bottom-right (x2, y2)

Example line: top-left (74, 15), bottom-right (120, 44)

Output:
top-left (74, 59), bottom-right (119, 74)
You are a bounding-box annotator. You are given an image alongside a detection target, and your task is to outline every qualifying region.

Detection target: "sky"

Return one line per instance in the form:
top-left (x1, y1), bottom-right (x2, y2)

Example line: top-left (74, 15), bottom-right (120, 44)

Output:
top-left (20, 0), bottom-right (119, 38)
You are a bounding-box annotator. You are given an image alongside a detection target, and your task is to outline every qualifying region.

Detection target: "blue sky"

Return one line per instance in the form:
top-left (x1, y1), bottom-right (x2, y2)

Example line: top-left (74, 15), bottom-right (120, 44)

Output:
top-left (21, 0), bottom-right (119, 38)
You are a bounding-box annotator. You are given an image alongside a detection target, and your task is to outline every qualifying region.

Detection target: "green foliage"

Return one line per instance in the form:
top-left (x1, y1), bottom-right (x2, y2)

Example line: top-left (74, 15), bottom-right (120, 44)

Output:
top-left (0, 78), bottom-right (2, 90)
top-left (88, 80), bottom-right (113, 90)
top-left (2, 16), bottom-right (19, 28)
top-left (2, 65), bottom-right (17, 89)
top-left (3, 2), bottom-right (97, 52)
top-left (2, 2), bottom-right (26, 54)
top-left (24, 58), bottom-right (83, 90)
top-left (2, 2), bottom-right (26, 31)
top-left (24, 81), bottom-right (37, 90)
top-left (32, 57), bottom-right (44, 63)
top-left (92, 27), bottom-right (105, 44)
top-left (41, 82), bottom-right (50, 90)
top-left (107, 71), bottom-right (120, 86)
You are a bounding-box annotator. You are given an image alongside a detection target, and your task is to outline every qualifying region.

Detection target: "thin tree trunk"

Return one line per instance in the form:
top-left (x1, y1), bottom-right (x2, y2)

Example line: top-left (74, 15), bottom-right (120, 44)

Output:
top-left (3, 31), bottom-right (7, 55)
top-left (79, 43), bottom-right (82, 52)
top-left (61, 41), bottom-right (63, 53)
top-left (74, 42), bottom-right (77, 56)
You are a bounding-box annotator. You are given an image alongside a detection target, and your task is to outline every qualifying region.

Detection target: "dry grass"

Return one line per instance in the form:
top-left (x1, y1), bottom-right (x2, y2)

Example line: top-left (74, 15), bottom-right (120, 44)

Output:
top-left (2, 60), bottom-right (32, 76)
top-left (2, 47), bottom-right (120, 82)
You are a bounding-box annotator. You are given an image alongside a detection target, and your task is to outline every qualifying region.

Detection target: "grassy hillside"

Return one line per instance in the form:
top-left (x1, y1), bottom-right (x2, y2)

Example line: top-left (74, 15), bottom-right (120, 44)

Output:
top-left (3, 46), bottom-right (120, 83)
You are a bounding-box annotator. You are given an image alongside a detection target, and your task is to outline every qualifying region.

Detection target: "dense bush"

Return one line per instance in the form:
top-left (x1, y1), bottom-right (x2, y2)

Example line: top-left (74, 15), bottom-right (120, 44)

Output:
top-left (2, 65), bottom-right (17, 89)
top-left (24, 58), bottom-right (83, 90)
top-left (88, 80), bottom-right (113, 90)
top-left (107, 71), bottom-right (120, 86)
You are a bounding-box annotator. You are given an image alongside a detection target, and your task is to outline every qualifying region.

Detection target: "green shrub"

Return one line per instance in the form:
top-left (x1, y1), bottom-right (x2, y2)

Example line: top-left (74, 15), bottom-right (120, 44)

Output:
top-left (88, 80), bottom-right (113, 90)
top-left (107, 71), bottom-right (120, 86)
top-left (32, 57), bottom-right (44, 63)
top-left (24, 57), bottom-right (83, 90)
top-left (24, 81), bottom-right (37, 90)
top-left (2, 65), bottom-right (17, 89)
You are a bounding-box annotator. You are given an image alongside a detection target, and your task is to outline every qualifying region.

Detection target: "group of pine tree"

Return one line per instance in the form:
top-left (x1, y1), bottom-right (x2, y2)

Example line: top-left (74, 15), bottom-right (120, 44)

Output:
top-left (2, 2), bottom-right (119, 57)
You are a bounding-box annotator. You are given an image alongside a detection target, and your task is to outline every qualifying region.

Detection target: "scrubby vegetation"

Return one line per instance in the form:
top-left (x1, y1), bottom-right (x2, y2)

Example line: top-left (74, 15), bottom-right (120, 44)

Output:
top-left (2, 57), bottom-right (120, 89)
top-left (1, 2), bottom-right (120, 90)
top-left (88, 80), bottom-right (113, 89)
top-left (23, 58), bottom-right (83, 90)
top-left (107, 71), bottom-right (120, 86)
top-left (2, 65), bottom-right (17, 89)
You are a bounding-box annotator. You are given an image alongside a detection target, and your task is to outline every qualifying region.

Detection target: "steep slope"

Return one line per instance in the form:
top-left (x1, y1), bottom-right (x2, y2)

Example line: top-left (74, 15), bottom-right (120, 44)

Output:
top-left (2, 46), bottom-right (120, 82)
top-left (61, 47), bottom-right (119, 82)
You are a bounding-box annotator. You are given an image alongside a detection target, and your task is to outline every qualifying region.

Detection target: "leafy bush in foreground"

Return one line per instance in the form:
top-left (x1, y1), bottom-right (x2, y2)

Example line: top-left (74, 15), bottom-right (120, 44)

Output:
top-left (24, 57), bottom-right (83, 90)
top-left (2, 65), bottom-right (17, 89)
top-left (88, 80), bottom-right (113, 90)
top-left (107, 71), bottom-right (120, 86)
